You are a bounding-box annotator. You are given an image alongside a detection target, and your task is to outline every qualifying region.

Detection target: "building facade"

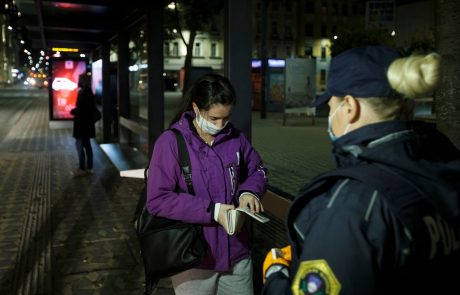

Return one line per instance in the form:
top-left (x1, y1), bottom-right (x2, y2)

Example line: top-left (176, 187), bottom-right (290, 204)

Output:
top-left (253, 0), bottom-right (366, 94)
top-left (0, 15), bottom-right (18, 86)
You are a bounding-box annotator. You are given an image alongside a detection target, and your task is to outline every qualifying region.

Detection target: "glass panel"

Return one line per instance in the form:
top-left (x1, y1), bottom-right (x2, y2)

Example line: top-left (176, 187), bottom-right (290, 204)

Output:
top-left (163, 1), bottom-right (225, 127)
top-left (128, 23), bottom-right (148, 124)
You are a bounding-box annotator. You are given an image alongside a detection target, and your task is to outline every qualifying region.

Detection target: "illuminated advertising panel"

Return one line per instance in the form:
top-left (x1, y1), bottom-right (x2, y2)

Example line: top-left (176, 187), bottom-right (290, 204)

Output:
top-left (50, 59), bottom-right (87, 120)
top-left (91, 59), bottom-right (102, 99)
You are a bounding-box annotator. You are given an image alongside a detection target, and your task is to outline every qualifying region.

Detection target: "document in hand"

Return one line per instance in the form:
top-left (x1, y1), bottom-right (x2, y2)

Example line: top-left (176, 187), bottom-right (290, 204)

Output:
top-left (225, 208), bottom-right (270, 235)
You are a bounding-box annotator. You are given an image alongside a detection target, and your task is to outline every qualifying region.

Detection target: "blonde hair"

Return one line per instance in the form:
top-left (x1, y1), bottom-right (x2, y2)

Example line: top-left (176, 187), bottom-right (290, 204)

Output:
top-left (387, 53), bottom-right (440, 98)
top-left (360, 53), bottom-right (440, 121)
top-left (358, 96), bottom-right (415, 121)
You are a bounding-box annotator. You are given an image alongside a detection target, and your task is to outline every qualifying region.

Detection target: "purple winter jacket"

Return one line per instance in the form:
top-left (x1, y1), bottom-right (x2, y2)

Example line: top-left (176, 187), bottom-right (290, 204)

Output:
top-left (146, 111), bottom-right (268, 272)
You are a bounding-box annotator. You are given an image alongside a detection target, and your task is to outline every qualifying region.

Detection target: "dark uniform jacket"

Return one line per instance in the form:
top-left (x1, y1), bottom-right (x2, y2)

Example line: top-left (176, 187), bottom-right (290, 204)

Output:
top-left (262, 120), bottom-right (460, 295)
top-left (71, 86), bottom-right (96, 138)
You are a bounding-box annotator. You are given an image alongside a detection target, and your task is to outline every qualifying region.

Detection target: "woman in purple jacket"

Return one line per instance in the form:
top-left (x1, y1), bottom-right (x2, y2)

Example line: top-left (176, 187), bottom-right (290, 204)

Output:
top-left (146, 74), bottom-right (268, 294)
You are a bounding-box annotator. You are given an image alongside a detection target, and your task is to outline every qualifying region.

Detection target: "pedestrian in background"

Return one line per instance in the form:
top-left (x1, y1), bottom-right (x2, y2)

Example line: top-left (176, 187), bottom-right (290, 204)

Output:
top-left (147, 74), bottom-right (268, 294)
top-left (262, 45), bottom-right (460, 294)
top-left (70, 73), bottom-right (98, 177)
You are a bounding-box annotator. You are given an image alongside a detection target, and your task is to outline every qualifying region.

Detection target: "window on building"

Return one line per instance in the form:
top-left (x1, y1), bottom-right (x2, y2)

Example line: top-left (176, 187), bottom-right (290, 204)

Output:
top-left (304, 23), bottom-right (313, 37)
top-left (342, 3), bottom-right (349, 16)
top-left (256, 17), bottom-right (262, 38)
top-left (321, 46), bottom-right (326, 60)
top-left (286, 46), bottom-right (291, 57)
top-left (172, 42), bottom-right (179, 56)
top-left (352, 4), bottom-right (358, 15)
top-left (271, 46), bottom-right (277, 58)
top-left (320, 69), bottom-right (326, 84)
top-left (211, 43), bottom-right (217, 57)
top-left (285, 0), bottom-right (292, 12)
top-left (271, 21), bottom-right (279, 38)
top-left (320, 0), bottom-right (328, 14)
top-left (321, 25), bottom-right (327, 37)
top-left (285, 26), bottom-right (293, 40)
top-left (332, 3), bottom-right (338, 15)
top-left (194, 42), bottom-right (201, 56)
top-left (305, 1), bottom-right (315, 14)
top-left (163, 42), bottom-right (169, 57)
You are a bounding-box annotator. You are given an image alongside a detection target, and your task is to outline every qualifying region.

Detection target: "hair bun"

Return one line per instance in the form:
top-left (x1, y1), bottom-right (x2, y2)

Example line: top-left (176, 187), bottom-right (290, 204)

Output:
top-left (387, 53), bottom-right (440, 98)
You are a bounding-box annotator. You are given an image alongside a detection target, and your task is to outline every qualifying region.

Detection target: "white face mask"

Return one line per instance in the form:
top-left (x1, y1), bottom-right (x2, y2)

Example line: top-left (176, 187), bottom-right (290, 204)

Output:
top-left (327, 102), bottom-right (350, 141)
top-left (195, 111), bottom-right (228, 135)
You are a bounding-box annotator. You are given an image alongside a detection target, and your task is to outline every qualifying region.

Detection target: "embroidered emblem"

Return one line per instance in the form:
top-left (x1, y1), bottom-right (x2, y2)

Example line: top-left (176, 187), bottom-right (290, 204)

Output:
top-left (292, 259), bottom-right (341, 295)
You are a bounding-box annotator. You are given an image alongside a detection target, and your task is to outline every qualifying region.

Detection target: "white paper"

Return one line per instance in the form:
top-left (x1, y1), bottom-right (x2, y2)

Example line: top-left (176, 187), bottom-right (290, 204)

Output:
top-left (225, 208), bottom-right (270, 235)
top-left (119, 169), bottom-right (145, 179)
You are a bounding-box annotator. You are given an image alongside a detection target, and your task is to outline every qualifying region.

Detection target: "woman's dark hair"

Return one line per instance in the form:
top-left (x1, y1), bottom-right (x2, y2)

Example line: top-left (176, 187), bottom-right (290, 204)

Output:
top-left (170, 74), bottom-right (236, 126)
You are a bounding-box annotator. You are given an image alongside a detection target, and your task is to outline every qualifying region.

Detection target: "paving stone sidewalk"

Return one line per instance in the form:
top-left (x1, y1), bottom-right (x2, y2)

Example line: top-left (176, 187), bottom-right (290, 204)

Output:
top-left (0, 89), bottom-right (333, 294)
top-left (0, 94), bottom-right (173, 294)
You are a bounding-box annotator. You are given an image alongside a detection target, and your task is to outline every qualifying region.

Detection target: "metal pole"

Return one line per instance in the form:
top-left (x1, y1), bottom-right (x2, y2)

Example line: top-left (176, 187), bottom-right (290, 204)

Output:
top-left (260, 0), bottom-right (269, 119)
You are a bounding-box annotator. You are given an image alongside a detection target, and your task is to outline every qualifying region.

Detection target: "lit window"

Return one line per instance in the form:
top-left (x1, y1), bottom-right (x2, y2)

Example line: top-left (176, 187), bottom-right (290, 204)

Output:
top-left (194, 43), bottom-right (201, 57)
top-left (172, 42), bottom-right (179, 56)
top-left (211, 43), bottom-right (217, 57)
top-left (320, 69), bottom-right (326, 84)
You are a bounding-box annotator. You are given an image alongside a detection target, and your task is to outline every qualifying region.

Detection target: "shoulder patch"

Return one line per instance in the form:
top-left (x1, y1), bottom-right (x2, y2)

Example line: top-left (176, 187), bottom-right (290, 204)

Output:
top-left (291, 259), bottom-right (341, 295)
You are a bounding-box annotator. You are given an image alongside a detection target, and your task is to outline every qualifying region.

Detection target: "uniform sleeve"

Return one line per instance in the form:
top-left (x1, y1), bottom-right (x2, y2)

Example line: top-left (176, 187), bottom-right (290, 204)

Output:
top-left (146, 131), bottom-right (213, 224)
top-left (236, 133), bottom-right (268, 199)
top-left (288, 180), bottom-right (392, 295)
top-left (262, 272), bottom-right (292, 295)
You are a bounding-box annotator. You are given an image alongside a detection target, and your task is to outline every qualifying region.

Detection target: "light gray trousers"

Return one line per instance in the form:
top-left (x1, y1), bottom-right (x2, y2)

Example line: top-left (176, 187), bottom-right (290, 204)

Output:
top-left (171, 258), bottom-right (254, 295)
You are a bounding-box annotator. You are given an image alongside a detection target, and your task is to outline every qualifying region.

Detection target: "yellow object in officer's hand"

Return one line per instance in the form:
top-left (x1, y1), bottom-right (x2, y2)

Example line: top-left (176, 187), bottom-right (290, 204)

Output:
top-left (262, 245), bottom-right (292, 282)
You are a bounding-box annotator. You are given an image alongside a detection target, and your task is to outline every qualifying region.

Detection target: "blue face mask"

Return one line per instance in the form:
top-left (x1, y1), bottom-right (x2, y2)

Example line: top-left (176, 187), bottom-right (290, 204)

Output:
top-left (327, 102), bottom-right (350, 141)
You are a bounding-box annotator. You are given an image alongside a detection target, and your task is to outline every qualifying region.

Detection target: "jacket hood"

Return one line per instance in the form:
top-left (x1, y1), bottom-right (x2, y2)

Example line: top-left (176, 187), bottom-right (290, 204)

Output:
top-left (333, 120), bottom-right (460, 223)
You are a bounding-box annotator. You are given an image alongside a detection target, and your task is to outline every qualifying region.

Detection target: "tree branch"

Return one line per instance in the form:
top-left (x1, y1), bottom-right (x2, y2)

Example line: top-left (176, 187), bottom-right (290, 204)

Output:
top-left (174, 2), bottom-right (188, 46)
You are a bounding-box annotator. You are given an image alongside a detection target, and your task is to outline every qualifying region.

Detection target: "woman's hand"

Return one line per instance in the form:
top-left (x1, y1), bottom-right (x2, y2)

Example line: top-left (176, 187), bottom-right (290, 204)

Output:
top-left (238, 192), bottom-right (264, 213)
top-left (216, 203), bottom-right (235, 232)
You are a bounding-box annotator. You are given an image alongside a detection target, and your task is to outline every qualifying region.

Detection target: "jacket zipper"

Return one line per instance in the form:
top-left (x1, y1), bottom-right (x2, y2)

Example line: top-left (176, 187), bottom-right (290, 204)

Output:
top-left (229, 166), bottom-right (235, 196)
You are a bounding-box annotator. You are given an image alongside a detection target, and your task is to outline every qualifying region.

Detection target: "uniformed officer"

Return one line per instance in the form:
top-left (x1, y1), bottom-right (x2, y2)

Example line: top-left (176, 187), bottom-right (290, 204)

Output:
top-left (261, 45), bottom-right (460, 294)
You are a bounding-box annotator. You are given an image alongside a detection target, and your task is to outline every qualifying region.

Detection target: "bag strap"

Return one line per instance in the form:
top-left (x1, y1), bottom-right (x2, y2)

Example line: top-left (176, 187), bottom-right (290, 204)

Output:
top-left (171, 129), bottom-right (195, 195)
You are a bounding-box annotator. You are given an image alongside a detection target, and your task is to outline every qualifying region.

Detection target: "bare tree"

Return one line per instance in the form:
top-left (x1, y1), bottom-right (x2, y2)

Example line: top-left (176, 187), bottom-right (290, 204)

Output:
top-left (166, 0), bottom-right (224, 94)
top-left (435, 0), bottom-right (460, 148)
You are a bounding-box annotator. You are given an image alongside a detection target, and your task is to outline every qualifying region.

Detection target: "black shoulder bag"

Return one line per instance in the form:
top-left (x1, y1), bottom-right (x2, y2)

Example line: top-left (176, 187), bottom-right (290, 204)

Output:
top-left (134, 129), bottom-right (207, 295)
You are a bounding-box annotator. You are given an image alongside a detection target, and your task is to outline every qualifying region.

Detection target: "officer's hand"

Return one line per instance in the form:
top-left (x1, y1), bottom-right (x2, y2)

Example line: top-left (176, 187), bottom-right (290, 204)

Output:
top-left (238, 192), bottom-right (264, 213)
top-left (262, 245), bottom-right (292, 282)
top-left (216, 203), bottom-right (235, 232)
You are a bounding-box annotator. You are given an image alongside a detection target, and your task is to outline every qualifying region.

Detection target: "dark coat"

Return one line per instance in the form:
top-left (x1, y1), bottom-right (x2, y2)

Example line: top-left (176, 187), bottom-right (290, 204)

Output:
top-left (71, 86), bottom-right (96, 138)
top-left (262, 120), bottom-right (460, 295)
